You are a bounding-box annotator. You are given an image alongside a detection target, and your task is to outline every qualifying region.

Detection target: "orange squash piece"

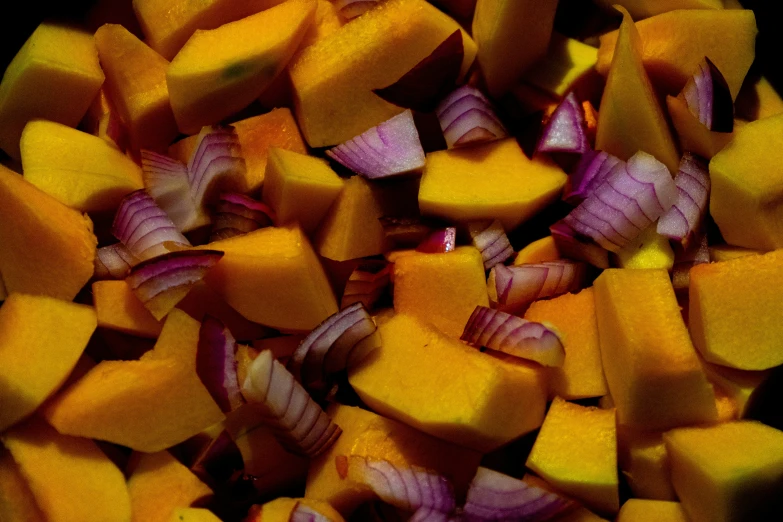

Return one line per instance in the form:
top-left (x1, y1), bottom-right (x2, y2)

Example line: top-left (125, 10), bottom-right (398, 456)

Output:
top-left (168, 107), bottom-right (308, 194)
top-left (596, 8), bottom-right (757, 100)
top-left (616, 499), bottom-right (688, 522)
top-left (0, 446), bottom-right (46, 522)
top-left (524, 287), bottom-right (608, 400)
top-left (616, 427), bottom-right (677, 501)
top-left (513, 236), bottom-right (560, 265)
top-left (1, 417), bottom-right (131, 522)
top-left (689, 249), bottom-right (783, 370)
top-left (701, 362), bottom-right (770, 417)
top-left (593, 269), bottom-right (717, 431)
top-left (735, 75), bottom-right (783, 121)
top-left (393, 246), bottom-right (489, 339)
top-left (169, 508), bottom-right (223, 522)
top-left (594, 0), bottom-right (722, 20)
top-left (92, 280), bottom-right (164, 338)
top-left (666, 95), bottom-right (735, 159)
top-left (595, 7), bottom-right (679, 173)
top-left (94, 24), bottom-right (179, 153)
top-left (0, 294), bottom-right (96, 432)
top-left (0, 164), bottom-right (96, 301)
top-left (305, 404), bottom-right (481, 516)
top-left (246, 498), bottom-right (345, 522)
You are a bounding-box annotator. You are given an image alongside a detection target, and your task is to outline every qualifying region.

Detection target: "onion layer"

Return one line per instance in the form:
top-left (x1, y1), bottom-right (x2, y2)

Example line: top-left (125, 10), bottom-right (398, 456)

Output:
top-left (241, 349), bottom-right (342, 457)
top-left (197, 315), bottom-right (244, 413)
top-left (112, 189), bottom-right (191, 260)
top-left (461, 306), bottom-right (565, 367)
top-left (188, 125), bottom-right (247, 208)
top-left (409, 507), bottom-right (454, 522)
top-left (488, 261), bottom-right (586, 315)
top-left (561, 151), bottom-right (678, 253)
top-left (680, 56), bottom-right (734, 133)
top-left (416, 227), bottom-right (457, 254)
top-left (336, 455), bottom-right (456, 515)
top-left (436, 86), bottom-right (507, 149)
top-left (326, 110), bottom-right (426, 179)
top-left (562, 149), bottom-right (625, 205)
top-left (463, 467), bottom-right (574, 522)
top-left (210, 192), bottom-right (275, 242)
top-left (288, 303), bottom-right (377, 391)
top-left (94, 243), bottom-right (140, 280)
top-left (290, 502), bottom-right (334, 522)
top-left (125, 249), bottom-right (224, 320)
top-left (549, 221), bottom-right (609, 269)
top-left (656, 153), bottom-right (710, 247)
top-left (467, 220), bottom-right (514, 270)
top-left (536, 92), bottom-right (589, 155)
top-left (141, 149), bottom-right (205, 232)
top-left (341, 260), bottom-right (390, 310)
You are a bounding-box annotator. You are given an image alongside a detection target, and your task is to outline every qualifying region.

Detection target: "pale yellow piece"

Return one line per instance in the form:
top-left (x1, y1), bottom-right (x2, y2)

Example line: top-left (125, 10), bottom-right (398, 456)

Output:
top-left (708, 244), bottom-right (763, 262)
top-left (614, 225), bottom-right (674, 270)
top-left (523, 33), bottom-right (599, 98)
top-left (290, 0), bottom-right (476, 147)
top-left (128, 450), bottom-right (213, 522)
top-left (169, 508), bottom-right (222, 522)
top-left (348, 313), bottom-right (547, 452)
top-left (1, 417), bottom-right (131, 522)
top-left (262, 147), bottom-right (345, 233)
top-left (0, 21), bottom-right (104, 159)
top-left (167, 0), bottom-right (317, 133)
top-left (616, 499), bottom-right (688, 522)
top-left (21, 120), bottom-right (144, 213)
top-left (393, 246), bottom-right (489, 339)
top-left (419, 138), bottom-right (567, 232)
top-left (513, 236), bottom-right (560, 265)
top-left (526, 397), bottom-right (619, 515)
top-left (0, 293), bottom-right (96, 432)
top-left (664, 420), bottom-right (783, 522)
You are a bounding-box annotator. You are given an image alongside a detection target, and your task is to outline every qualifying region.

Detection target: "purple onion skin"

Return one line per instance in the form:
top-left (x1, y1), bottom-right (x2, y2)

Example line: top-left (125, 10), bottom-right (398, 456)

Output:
top-left (536, 92), bottom-right (589, 155)
top-left (196, 315), bottom-right (243, 413)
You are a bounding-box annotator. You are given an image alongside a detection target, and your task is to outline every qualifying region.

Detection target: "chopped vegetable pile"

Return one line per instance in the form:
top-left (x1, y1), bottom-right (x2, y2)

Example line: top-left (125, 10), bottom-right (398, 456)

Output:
top-left (2, 1), bottom-right (783, 521)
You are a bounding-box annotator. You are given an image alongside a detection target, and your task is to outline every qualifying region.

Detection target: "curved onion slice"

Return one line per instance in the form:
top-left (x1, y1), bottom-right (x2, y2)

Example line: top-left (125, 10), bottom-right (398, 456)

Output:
top-left (336, 455), bottom-right (456, 514)
top-left (334, 0), bottom-right (379, 20)
top-left (94, 243), bottom-right (140, 279)
top-left (241, 349), bottom-right (342, 457)
top-left (562, 151), bottom-right (678, 253)
top-left (416, 227), bottom-right (457, 254)
top-left (125, 249), bottom-right (224, 320)
top-left (326, 110), bottom-right (426, 179)
top-left (488, 261), bottom-right (587, 314)
top-left (549, 221), bottom-right (609, 269)
top-left (461, 306), bottom-right (565, 367)
top-left (341, 260), bottom-right (390, 310)
top-left (141, 149), bottom-right (205, 232)
top-left (656, 153), bottom-right (710, 247)
top-left (197, 315), bottom-right (244, 413)
top-left (112, 189), bottom-right (191, 260)
top-left (288, 302), bottom-right (377, 391)
top-left (290, 502), bottom-right (334, 522)
top-left (467, 220), bottom-right (514, 270)
top-left (409, 507), bottom-right (454, 522)
top-left (536, 92), bottom-right (589, 155)
top-left (210, 192), bottom-right (275, 241)
top-left (188, 125), bottom-right (247, 208)
top-left (436, 86), bottom-right (507, 149)
top-left (563, 149), bottom-right (625, 205)
top-left (463, 467), bottom-right (574, 522)
top-left (680, 56), bottom-right (734, 133)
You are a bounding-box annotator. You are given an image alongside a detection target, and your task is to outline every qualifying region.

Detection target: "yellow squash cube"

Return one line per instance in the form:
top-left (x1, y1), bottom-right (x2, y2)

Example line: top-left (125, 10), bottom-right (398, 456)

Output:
top-left (92, 280), bottom-right (164, 339)
top-left (616, 499), bottom-right (688, 522)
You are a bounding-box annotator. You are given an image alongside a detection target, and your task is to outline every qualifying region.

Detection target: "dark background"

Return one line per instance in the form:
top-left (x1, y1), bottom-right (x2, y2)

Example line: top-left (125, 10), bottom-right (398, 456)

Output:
top-left (1, 1), bottom-right (781, 97)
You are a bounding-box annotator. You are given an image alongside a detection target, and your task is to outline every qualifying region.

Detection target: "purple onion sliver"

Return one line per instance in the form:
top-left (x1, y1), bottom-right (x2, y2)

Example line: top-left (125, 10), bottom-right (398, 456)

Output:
top-left (549, 220), bottom-right (610, 268)
top-left (536, 92), bottom-right (589, 155)
top-left (341, 260), bottom-right (390, 310)
top-left (563, 150), bottom-right (625, 205)
top-left (197, 315), bottom-right (243, 413)
top-left (416, 227), bottom-right (457, 253)
top-left (657, 153), bottom-right (710, 247)
top-left (94, 243), bottom-right (140, 280)
top-left (436, 85), bottom-right (507, 149)
top-left (467, 220), bottom-right (513, 270)
top-left (112, 190), bottom-right (190, 260)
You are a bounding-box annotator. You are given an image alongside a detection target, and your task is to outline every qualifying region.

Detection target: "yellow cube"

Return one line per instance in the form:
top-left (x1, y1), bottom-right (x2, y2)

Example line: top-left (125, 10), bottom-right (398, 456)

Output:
top-left (0, 21), bottom-right (104, 159)
top-left (262, 148), bottom-right (344, 234)
top-left (616, 499), bottom-right (688, 522)
top-left (614, 226), bottom-right (674, 270)
top-left (526, 397), bottom-right (619, 515)
top-left (419, 138), bottom-right (566, 232)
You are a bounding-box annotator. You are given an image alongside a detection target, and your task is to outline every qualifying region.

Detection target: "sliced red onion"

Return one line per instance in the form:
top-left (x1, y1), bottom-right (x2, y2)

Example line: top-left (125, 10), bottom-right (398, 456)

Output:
top-left (94, 243), bottom-right (140, 280)
top-left (462, 467), bottom-right (575, 522)
top-left (488, 261), bottom-right (586, 315)
top-left (141, 149), bottom-right (205, 233)
top-left (188, 125), bottom-right (247, 208)
top-left (416, 227), bottom-right (457, 254)
top-left (341, 260), bottom-right (391, 310)
top-left (334, 0), bottom-right (379, 20)
top-left (561, 151), bottom-right (678, 253)
top-left (125, 249), bottom-right (224, 320)
top-left (436, 86), bottom-right (507, 149)
top-left (288, 302), bottom-right (377, 391)
top-left (197, 315), bottom-right (244, 413)
top-left (409, 507), bottom-right (454, 522)
top-left (680, 57), bottom-right (734, 133)
top-left (466, 220), bottom-right (514, 270)
top-left (326, 110), bottom-right (426, 179)
top-left (536, 92), bottom-right (589, 155)
top-left (656, 153), bottom-right (710, 248)
top-left (210, 192), bottom-right (275, 242)
top-left (189, 429), bottom-right (244, 485)
top-left (562, 149), bottom-right (625, 205)
top-left (461, 306), bottom-right (565, 367)
top-left (241, 349), bottom-right (342, 457)
top-left (373, 30), bottom-right (463, 113)
top-left (549, 220), bottom-right (609, 269)
top-left (380, 217), bottom-right (435, 248)
top-left (112, 189), bottom-right (191, 260)
top-left (290, 502), bottom-right (333, 522)
top-left (336, 455), bottom-right (456, 515)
